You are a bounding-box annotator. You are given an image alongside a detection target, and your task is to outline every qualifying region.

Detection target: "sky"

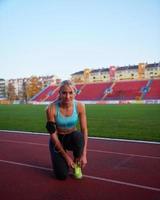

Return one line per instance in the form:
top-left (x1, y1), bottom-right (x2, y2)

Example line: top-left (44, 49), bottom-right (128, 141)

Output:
top-left (0, 0), bottom-right (160, 80)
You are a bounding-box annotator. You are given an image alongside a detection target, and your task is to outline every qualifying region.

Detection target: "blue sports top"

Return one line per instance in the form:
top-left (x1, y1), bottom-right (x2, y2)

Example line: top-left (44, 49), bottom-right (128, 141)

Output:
top-left (55, 100), bottom-right (78, 129)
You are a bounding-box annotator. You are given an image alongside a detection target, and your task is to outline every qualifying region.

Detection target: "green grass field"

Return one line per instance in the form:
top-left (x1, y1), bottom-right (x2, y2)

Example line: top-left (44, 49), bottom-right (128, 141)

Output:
top-left (0, 104), bottom-right (160, 142)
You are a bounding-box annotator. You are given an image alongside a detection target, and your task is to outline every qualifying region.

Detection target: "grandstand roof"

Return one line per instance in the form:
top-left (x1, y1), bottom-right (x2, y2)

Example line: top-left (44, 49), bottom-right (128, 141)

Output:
top-left (116, 65), bottom-right (138, 71)
top-left (71, 62), bottom-right (160, 75)
top-left (91, 68), bottom-right (109, 73)
top-left (146, 63), bottom-right (159, 69)
top-left (72, 68), bottom-right (110, 75)
top-left (71, 70), bottom-right (84, 75)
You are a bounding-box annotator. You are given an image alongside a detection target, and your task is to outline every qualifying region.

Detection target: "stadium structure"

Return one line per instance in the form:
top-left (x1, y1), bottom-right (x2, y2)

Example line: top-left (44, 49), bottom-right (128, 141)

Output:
top-left (30, 62), bottom-right (160, 104)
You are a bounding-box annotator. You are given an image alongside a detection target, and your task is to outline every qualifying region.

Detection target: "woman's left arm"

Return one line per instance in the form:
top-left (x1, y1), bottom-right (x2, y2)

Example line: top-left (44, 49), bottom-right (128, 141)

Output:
top-left (78, 102), bottom-right (88, 168)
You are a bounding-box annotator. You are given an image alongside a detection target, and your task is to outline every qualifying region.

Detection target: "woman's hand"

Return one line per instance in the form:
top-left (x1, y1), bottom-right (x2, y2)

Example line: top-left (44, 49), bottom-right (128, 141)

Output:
top-left (80, 154), bottom-right (87, 168)
top-left (65, 154), bottom-right (75, 168)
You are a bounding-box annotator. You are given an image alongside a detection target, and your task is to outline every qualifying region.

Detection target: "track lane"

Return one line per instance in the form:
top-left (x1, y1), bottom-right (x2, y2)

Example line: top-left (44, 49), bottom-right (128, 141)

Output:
top-left (0, 131), bottom-right (160, 200)
top-left (0, 161), bottom-right (160, 200)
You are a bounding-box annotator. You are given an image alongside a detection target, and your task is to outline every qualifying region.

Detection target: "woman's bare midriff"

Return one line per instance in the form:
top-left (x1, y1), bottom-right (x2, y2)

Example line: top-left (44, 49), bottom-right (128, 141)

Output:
top-left (57, 127), bottom-right (77, 135)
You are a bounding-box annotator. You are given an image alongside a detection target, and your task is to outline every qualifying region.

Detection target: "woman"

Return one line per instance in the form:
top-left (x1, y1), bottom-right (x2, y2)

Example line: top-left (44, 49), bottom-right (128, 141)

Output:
top-left (46, 80), bottom-right (88, 180)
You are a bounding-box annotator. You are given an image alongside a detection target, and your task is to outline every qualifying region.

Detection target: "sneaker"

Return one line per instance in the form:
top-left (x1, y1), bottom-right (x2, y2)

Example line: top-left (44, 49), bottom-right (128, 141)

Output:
top-left (73, 163), bottom-right (83, 179)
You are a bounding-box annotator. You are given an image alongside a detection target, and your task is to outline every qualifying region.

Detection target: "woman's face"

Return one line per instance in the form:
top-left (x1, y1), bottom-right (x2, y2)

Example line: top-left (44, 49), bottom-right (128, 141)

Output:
top-left (60, 85), bottom-right (75, 105)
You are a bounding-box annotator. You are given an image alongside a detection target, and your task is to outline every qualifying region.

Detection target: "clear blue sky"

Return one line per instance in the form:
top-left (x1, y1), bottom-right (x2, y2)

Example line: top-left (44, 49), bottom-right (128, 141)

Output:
top-left (0, 0), bottom-right (159, 80)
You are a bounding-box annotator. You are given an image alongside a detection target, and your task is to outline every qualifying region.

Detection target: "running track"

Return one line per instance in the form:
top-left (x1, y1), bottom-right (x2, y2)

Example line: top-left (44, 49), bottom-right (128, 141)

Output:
top-left (0, 130), bottom-right (160, 200)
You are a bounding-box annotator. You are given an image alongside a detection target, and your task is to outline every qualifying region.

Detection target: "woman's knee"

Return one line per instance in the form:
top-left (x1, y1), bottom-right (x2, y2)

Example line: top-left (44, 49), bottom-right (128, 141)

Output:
top-left (55, 172), bottom-right (68, 180)
top-left (72, 131), bottom-right (84, 144)
top-left (53, 161), bottom-right (69, 180)
top-left (50, 149), bottom-right (69, 180)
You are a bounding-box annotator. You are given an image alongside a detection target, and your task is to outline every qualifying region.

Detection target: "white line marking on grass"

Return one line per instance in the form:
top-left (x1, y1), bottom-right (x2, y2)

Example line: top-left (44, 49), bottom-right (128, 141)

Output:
top-left (0, 139), bottom-right (160, 160)
top-left (0, 159), bottom-right (160, 192)
top-left (0, 130), bottom-right (160, 145)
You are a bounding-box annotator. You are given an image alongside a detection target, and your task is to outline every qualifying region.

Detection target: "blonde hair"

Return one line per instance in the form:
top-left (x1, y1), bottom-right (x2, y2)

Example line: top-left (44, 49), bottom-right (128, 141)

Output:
top-left (59, 80), bottom-right (77, 94)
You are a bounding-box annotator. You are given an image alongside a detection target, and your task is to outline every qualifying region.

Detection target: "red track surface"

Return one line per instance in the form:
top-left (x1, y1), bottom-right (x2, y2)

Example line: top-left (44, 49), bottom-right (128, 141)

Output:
top-left (0, 131), bottom-right (160, 200)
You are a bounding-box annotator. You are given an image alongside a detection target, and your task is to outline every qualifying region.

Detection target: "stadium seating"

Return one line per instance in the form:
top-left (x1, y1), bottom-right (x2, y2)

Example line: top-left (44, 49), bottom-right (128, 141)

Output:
top-left (32, 85), bottom-right (59, 102)
top-left (104, 80), bottom-right (148, 100)
top-left (31, 79), bottom-right (160, 102)
top-left (144, 79), bottom-right (160, 99)
top-left (75, 82), bottom-right (112, 100)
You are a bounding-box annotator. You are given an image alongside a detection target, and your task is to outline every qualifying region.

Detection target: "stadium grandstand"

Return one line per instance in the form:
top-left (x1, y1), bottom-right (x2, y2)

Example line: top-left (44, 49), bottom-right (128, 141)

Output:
top-left (30, 62), bottom-right (160, 104)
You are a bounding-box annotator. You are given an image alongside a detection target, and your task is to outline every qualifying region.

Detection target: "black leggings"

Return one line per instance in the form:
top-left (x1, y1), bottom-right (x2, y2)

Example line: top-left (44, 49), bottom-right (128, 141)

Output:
top-left (49, 131), bottom-right (84, 180)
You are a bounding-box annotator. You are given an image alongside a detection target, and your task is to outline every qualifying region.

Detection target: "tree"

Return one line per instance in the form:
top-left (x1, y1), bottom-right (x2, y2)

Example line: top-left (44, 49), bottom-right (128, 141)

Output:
top-left (26, 76), bottom-right (43, 100)
top-left (7, 82), bottom-right (17, 101)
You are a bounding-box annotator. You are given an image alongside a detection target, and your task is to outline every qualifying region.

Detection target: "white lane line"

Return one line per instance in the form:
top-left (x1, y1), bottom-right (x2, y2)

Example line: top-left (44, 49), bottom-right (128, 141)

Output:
top-left (0, 139), bottom-right (160, 160)
top-left (0, 129), bottom-right (160, 145)
top-left (0, 159), bottom-right (51, 171)
top-left (0, 139), bottom-right (47, 146)
top-left (0, 159), bottom-right (160, 192)
top-left (84, 174), bottom-right (160, 192)
top-left (88, 149), bottom-right (160, 160)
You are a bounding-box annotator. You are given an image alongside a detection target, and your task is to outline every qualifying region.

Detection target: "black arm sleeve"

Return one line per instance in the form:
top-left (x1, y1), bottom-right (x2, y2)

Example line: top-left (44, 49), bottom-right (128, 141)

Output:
top-left (46, 121), bottom-right (56, 134)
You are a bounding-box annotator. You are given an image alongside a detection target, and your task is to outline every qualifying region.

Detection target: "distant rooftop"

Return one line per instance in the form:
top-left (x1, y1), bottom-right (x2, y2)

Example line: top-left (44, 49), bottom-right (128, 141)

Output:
top-left (71, 62), bottom-right (160, 75)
